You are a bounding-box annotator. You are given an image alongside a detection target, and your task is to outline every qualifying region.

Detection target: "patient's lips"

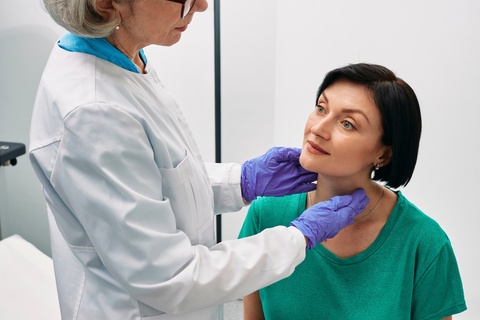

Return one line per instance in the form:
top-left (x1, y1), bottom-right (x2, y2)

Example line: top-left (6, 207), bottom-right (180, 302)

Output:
top-left (307, 140), bottom-right (330, 155)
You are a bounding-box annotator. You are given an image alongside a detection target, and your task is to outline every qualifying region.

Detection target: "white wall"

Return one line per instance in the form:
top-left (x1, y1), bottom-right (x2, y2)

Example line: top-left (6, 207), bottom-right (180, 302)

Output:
top-left (0, 0), bottom-right (67, 256)
top-left (1, 0), bottom-right (479, 318)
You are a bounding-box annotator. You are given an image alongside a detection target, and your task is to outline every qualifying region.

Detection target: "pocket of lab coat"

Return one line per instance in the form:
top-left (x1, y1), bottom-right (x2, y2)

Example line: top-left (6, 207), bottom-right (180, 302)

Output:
top-left (159, 150), bottom-right (215, 247)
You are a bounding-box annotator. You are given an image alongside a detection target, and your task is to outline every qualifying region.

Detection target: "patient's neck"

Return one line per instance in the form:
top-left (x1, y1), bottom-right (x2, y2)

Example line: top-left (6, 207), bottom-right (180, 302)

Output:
top-left (312, 175), bottom-right (379, 204)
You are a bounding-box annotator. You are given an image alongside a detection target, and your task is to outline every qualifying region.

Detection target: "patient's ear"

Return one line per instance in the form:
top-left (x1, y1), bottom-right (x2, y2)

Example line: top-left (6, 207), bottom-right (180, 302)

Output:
top-left (95, 0), bottom-right (118, 21)
top-left (378, 147), bottom-right (393, 167)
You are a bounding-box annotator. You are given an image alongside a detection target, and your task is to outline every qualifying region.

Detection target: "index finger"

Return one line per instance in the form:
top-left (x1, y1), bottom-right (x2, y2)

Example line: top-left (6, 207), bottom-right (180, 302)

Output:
top-left (349, 189), bottom-right (369, 208)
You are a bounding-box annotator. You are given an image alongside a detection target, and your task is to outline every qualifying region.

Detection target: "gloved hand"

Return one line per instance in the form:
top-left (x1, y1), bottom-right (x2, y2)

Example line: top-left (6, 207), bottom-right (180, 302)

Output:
top-left (241, 147), bottom-right (318, 203)
top-left (290, 189), bottom-right (370, 249)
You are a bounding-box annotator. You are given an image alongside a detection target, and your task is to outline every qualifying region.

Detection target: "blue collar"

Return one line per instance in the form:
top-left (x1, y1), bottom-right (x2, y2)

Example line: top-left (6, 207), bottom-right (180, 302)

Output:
top-left (58, 33), bottom-right (147, 74)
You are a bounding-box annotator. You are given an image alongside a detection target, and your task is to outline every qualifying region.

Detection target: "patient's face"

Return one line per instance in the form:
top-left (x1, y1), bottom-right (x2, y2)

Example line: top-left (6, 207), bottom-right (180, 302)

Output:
top-left (300, 79), bottom-right (388, 181)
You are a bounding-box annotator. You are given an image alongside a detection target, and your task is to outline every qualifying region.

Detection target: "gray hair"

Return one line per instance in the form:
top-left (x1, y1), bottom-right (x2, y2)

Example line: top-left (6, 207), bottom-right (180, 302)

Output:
top-left (43, 0), bottom-right (131, 38)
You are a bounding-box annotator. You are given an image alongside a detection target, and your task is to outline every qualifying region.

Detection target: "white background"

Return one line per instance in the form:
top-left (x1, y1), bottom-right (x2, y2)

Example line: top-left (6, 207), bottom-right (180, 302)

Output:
top-left (0, 0), bottom-right (479, 318)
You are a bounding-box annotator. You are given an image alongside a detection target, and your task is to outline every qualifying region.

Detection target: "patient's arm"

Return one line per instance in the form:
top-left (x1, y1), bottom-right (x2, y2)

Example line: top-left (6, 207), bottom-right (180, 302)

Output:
top-left (243, 290), bottom-right (265, 320)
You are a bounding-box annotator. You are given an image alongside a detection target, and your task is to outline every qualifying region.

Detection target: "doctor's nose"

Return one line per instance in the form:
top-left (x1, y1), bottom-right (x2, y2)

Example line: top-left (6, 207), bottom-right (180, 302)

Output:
top-left (191, 0), bottom-right (208, 14)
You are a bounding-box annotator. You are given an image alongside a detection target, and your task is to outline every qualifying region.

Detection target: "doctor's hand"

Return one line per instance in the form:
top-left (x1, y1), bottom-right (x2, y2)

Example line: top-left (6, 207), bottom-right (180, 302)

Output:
top-left (241, 147), bottom-right (317, 203)
top-left (290, 189), bottom-right (370, 250)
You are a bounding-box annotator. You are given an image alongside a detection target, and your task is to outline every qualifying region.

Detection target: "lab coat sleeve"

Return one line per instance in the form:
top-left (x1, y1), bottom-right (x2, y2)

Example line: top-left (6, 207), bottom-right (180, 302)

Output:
top-left (143, 225), bottom-right (306, 314)
top-left (204, 162), bottom-right (246, 214)
top-left (44, 103), bottom-right (305, 315)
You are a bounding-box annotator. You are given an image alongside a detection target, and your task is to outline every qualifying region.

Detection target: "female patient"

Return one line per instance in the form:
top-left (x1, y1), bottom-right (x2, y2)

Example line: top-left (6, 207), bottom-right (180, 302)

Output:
top-left (239, 63), bottom-right (466, 319)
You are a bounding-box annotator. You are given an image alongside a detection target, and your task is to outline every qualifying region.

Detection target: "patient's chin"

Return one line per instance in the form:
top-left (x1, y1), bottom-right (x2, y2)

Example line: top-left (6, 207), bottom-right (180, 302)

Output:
top-left (299, 150), bottom-right (314, 172)
top-left (300, 151), bottom-right (325, 177)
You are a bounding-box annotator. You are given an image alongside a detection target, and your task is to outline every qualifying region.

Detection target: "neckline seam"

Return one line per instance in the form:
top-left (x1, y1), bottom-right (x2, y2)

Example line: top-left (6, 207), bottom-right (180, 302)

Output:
top-left (310, 191), bottom-right (404, 265)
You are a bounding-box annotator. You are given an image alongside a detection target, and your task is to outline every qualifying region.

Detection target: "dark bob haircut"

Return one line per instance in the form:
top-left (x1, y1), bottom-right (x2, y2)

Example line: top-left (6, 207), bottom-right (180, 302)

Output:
top-left (316, 63), bottom-right (422, 188)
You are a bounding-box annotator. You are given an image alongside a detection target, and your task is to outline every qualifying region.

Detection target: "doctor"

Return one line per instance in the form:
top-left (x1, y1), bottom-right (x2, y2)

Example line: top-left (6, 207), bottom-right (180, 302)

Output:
top-left (29, 0), bottom-right (369, 319)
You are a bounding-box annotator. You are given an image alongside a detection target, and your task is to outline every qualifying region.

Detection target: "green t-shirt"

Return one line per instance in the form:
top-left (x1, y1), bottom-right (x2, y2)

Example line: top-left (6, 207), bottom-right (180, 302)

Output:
top-left (238, 191), bottom-right (466, 320)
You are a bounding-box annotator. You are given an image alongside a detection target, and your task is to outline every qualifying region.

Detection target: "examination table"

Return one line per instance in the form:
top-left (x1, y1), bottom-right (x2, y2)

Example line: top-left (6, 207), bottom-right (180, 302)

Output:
top-left (0, 234), bottom-right (61, 319)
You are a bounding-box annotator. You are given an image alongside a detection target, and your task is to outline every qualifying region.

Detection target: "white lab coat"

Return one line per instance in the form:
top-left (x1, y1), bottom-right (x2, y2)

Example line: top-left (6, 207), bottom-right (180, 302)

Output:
top-left (29, 43), bottom-right (306, 320)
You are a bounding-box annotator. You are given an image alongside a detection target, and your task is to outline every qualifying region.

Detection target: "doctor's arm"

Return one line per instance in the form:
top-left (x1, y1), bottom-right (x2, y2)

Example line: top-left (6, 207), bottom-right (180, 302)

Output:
top-left (47, 103), bottom-right (307, 314)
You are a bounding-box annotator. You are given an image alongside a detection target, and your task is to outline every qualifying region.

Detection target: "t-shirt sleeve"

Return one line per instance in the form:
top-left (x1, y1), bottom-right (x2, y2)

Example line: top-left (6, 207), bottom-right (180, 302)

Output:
top-left (238, 200), bottom-right (262, 239)
top-left (411, 241), bottom-right (467, 320)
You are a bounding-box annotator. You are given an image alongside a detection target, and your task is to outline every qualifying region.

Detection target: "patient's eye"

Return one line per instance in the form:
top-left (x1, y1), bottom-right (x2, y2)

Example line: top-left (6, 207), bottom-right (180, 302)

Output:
top-left (342, 121), bottom-right (354, 129)
top-left (316, 105), bottom-right (326, 113)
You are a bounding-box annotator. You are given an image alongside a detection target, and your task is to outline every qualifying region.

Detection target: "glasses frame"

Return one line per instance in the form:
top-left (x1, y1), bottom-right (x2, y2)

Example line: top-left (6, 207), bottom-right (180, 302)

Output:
top-left (167, 0), bottom-right (197, 19)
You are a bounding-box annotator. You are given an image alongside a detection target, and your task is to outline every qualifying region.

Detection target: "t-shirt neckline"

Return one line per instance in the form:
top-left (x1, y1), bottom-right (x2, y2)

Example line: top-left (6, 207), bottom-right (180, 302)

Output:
top-left (301, 190), bottom-right (404, 265)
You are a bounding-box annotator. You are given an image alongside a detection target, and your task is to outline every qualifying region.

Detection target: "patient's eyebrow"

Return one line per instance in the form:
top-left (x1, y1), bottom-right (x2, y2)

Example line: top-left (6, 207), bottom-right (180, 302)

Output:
top-left (341, 108), bottom-right (370, 124)
top-left (322, 91), bottom-right (371, 124)
top-left (322, 92), bottom-right (329, 103)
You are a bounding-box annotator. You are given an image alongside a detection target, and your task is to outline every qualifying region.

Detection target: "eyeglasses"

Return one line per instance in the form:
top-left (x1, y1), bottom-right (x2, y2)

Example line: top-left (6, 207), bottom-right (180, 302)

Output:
top-left (167, 0), bottom-right (197, 19)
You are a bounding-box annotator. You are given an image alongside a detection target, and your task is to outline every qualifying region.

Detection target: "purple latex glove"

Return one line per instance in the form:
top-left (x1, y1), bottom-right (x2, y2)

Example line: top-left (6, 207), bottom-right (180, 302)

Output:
top-left (241, 147), bottom-right (318, 202)
top-left (290, 189), bottom-right (370, 249)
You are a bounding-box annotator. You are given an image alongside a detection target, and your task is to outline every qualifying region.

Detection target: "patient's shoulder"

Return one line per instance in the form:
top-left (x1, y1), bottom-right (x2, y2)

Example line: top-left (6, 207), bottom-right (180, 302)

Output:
top-left (250, 193), bottom-right (306, 229)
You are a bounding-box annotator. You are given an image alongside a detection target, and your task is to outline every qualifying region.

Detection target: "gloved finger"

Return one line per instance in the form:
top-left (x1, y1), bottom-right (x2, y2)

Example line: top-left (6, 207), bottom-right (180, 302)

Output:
top-left (347, 188), bottom-right (368, 209)
top-left (274, 147), bottom-right (302, 163)
top-left (294, 165), bottom-right (317, 176)
top-left (294, 172), bottom-right (318, 184)
top-left (344, 215), bottom-right (356, 227)
top-left (340, 195), bottom-right (370, 220)
top-left (289, 183), bottom-right (317, 194)
top-left (357, 196), bottom-right (370, 212)
top-left (330, 194), bottom-right (353, 210)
